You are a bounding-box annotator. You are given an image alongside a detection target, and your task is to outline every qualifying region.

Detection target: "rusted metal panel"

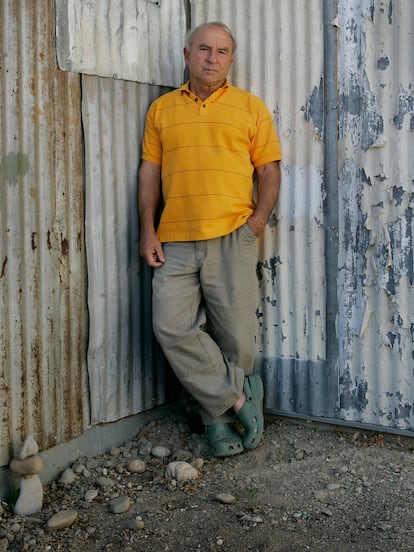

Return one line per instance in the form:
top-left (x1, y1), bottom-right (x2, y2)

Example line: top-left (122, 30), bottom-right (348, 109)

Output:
top-left (56, 0), bottom-right (186, 87)
top-left (82, 75), bottom-right (174, 423)
top-left (337, 0), bottom-right (414, 429)
top-left (0, 0), bottom-right (88, 467)
top-left (191, 0), bottom-right (330, 415)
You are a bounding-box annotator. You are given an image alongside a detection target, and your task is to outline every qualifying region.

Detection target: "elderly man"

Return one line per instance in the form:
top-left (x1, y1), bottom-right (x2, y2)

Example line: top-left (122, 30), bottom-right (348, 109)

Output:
top-left (138, 22), bottom-right (281, 456)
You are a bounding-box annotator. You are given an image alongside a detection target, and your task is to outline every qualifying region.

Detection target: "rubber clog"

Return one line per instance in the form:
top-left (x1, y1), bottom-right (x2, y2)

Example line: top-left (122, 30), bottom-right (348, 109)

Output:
top-left (235, 374), bottom-right (264, 449)
top-left (205, 423), bottom-right (244, 457)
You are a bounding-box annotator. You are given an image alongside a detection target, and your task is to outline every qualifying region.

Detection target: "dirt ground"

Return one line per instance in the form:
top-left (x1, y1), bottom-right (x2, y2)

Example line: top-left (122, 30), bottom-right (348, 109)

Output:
top-left (1, 408), bottom-right (414, 552)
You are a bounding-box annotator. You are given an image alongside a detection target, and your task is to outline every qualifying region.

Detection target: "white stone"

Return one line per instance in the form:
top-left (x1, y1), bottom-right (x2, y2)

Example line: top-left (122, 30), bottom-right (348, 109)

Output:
top-left (10, 455), bottom-right (43, 476)
top-left (14, 475), bottom-right (43, 515)
top-left (165, 461), bottom-right (198, 482)
top-left (127, 459), bottom-right (146, 474)
top-left (59, 468), bottom-right (76, 485)
top-left (18, 436), bottom-right (39, 460)
top-left (47, 510), bottom-right (78, 531)
top-left (96, 476), bottom-right (115, 488)
top-left (151, 446), bottom-right (171, 459)
top-left (84, 489), bottom-right (98, 501)
top-left (109, 495), bottom-right (130, 514)
top-left (215, 493), bottom-right (236, 504)
top-left (127, 517), bottom-right (145, 530)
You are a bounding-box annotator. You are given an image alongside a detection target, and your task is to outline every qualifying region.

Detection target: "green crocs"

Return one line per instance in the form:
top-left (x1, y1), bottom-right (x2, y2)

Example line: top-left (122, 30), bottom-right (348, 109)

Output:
top-left (205, 423), bottom-right (244, 457)
top-left (235, 374), bottom-right (264, 450)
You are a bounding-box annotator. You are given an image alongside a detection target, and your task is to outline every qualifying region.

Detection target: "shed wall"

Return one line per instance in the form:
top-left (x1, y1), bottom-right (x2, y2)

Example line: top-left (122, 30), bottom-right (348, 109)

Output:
top-left (0, 0), bottom-right (88, 467)
top-left (2, 0), bottom-right (414, 484)
top-left (337, 0), bottom-right (414, 429)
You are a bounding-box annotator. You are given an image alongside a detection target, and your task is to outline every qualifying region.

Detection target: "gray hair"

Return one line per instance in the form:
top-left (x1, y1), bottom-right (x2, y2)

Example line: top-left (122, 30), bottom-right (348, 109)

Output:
top-left (185, 22), bottom-right (237, 53)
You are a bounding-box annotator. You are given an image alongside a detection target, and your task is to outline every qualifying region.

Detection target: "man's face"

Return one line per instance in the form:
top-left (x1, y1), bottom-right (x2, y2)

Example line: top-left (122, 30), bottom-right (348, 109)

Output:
top-left (184, 25), bottom-right (234, 90)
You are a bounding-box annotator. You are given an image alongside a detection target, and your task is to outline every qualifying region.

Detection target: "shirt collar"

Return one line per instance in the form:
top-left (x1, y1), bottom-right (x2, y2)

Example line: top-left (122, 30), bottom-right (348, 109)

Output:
top-left (179, 79), bottom-right (230, 100)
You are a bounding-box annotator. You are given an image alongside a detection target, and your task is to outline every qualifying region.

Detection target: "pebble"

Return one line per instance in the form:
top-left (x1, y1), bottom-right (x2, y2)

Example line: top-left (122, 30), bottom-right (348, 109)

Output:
top-left (128, 459), bottom-right (146, 473)
top-left (14, 475), bottom-right (43, 515)
top-left (46, 510), bottom-right (78, 531)
top-left (215, 493), bottom-right (236, 504)
top-left (109, 496), bottom-right (131, 514)
top-left (173, 449), bottom-right (193, 462)
top-left (84, 489), bottom-right (98, 501)
top-left (327, 483), bottom-right (341, 491)
top-left (127, 517), bottom-right (145, 530)
top-left (60, 468), bottom-right (76, 485)
top-left (314, 490), bottom-right (328, 502)
top-left (86, 458), bottom-right (98, 470)
top-left (165, 461), bottom-right (198, 481)
top-left (10, 456), bottom-right (44, 476)
top-left (96, 476), bottom-right (116, 488)
top-left (137, 439), bottom-right (152, 455)
top-left (319, 505), bottom-right (334, 517)
top-left (18, 436), bottom-right (39, 460)
top-left (151, 446), bottom-right (171, 459)
top-left (192, 458), bottom-right (204, 470)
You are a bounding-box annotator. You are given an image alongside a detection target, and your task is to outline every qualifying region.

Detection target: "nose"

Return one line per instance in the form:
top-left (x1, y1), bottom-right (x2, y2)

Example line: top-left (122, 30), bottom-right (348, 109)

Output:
top-left (206, 49), bottom-right (218, 63)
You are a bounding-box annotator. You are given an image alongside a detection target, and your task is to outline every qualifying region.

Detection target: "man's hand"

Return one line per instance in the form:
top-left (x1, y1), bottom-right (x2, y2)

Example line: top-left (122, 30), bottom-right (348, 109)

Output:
top-left (248, 161), bottom-right (281, 236)
top-left (140, 231), bottom-right (165, 267)
top-left (138, 160), bottom-right (164, 267)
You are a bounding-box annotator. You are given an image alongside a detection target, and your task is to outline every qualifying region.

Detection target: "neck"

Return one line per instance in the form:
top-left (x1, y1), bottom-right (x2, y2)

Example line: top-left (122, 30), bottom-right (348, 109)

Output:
top-left (189, 79), bottom-right (226, 101)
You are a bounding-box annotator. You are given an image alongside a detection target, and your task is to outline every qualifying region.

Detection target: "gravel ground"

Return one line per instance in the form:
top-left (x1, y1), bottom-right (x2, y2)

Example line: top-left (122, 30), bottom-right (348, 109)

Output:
top-left (1, 409), bottom-right (414, 552)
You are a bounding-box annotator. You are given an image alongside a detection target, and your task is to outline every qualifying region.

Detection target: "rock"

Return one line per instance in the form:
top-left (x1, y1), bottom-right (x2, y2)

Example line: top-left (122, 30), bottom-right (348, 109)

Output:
top-left (151, 446), bottom-right (171, 459)
top-left (72, 463), bottom-right (86, 474)
top-left (127, 459), bottom-right (146, 474)
top-left (10, 456), bottom-right (43, 476)
top-left (127, 517), bottom-right (145, 530)
top-left (319, 505), bottom-right (334, 517)
top-left (96, 476), bottom-right (115, 488)
top-left (191, 458), bottom-right (204, 470)
top-left (110, 447), bottom-right (121, 457)
top-left (173, 449), bottom-right (193, 462)
top-left (314, 490), bottom-right (328, 502)
top-left (165, 461), bottom-right (198, 482)
top-left (137, 439), bottom-right (152, 455)
top-left (18, 436), bottom-right (39, 460)
top-left (86, 458), bottom-right (98, 470)
top-left (109, 496), bottom-right (130, 514)
top-left (14, 475), bottom-right (43, 515)
top-left (59, 468), bottom-right (76, 485)
top-left (84, 489), bottom-right (98, 501)
top-left (46, 510), bottom-right (78, 531)
top-left (215, 493), bottom-right (236, 504)
top-left (327, 483), bottom-right (341, 491)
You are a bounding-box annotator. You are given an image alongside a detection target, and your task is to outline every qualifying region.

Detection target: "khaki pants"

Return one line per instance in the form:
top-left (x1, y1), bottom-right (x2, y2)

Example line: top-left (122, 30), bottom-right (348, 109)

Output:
top-left (152, 223), bottom-right (258, 423)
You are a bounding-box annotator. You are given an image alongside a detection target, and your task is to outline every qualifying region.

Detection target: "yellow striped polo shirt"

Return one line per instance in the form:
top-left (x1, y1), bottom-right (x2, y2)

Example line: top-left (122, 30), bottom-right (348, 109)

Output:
top-left (142, 80), bottom-right (282, 242)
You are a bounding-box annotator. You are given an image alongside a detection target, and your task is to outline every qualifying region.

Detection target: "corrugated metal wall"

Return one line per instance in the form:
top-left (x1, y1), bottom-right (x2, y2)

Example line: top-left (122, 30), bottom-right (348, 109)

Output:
top-left (56, 0), bottom-right (186, 87)
top-left (1, 0), bottom-right (414, 480)
top-left (0, 0), bottom-right (88, 467)
top-left (191, 0), bottom-right (331, 416)
top-left (82, 75), bottom-right (174, 423)
top-left (337, 0), bottom-right (414, 429)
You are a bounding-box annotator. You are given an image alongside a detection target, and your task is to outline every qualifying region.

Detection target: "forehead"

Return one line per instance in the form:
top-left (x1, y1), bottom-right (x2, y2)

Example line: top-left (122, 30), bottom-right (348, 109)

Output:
top-left (192, 25), bottom-right (233, 49)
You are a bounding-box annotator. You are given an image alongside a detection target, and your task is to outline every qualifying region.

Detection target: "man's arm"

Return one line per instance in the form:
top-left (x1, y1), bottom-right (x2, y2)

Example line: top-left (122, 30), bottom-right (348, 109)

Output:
top-left (247, 161), bottom-right (281, 236)
top-left (138, 160), bottom-right (165, 267)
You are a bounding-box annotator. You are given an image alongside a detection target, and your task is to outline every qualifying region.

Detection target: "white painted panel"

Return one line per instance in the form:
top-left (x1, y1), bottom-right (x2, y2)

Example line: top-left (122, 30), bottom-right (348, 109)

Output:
top-left (82, 75), bottom-right (173, 423)
top-left (191, 1), bottom-right (327, 400)
top-left (337, 0), bottom-right (414, 429)
top-left (56, 0), bottom-right (186, 87)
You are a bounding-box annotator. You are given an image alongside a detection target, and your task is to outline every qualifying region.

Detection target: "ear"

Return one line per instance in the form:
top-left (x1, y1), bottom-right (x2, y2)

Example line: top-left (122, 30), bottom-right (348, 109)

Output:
top-left (183, 47), bottom-right (190, 64)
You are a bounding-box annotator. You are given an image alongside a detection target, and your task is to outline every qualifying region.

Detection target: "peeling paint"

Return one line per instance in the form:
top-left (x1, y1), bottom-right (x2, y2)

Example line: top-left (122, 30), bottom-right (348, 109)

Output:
top-left (393, 85), bottom-right (414, 131)
top-left (303, 77), bottom-right (324, 136)
top-left (0, 152), bottom-right (30, 185)
top-left (340, 367), bottom-right (369, 413)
